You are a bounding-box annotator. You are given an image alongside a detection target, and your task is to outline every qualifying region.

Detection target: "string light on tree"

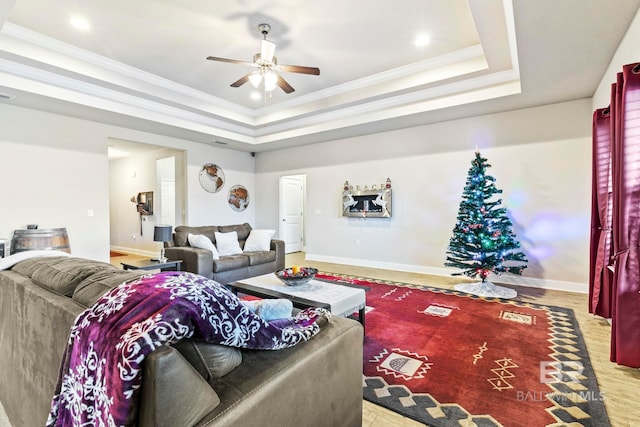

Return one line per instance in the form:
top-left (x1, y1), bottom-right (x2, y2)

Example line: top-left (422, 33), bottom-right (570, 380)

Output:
top-left (445, 150), bottom-right (528, 299)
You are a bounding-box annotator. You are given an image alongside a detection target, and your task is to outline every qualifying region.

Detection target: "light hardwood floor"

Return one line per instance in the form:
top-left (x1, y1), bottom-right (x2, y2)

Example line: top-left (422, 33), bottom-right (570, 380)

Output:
top-left (107, 252), bottom-right (640, 427)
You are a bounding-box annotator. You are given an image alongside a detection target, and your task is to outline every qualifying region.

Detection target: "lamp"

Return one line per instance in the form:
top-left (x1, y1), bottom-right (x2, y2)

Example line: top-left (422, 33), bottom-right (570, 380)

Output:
top-left (152, 225), bottom-right (172, 262)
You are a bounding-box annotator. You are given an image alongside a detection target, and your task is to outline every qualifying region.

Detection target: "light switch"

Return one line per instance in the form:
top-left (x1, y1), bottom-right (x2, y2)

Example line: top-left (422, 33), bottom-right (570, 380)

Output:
top-left (87, 209), bottom-right (94, 217)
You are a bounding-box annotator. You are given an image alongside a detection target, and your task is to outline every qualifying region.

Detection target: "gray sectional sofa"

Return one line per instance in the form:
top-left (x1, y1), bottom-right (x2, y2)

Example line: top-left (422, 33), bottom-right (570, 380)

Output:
top-left (164, 223), bottom-right (285, 284)
top-left (0, 254), bottom-right (363, 427)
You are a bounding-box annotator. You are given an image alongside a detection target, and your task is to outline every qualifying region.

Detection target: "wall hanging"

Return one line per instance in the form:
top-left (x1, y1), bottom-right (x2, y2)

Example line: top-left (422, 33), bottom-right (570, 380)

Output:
top-left (130, 191), bottom-right (153, 235)
top-left (199, 163), bottom-right (225, 193)
top-left (228, 185), bottom-right (249, 212)
top-left (342, 178), bottom-right (392, 218)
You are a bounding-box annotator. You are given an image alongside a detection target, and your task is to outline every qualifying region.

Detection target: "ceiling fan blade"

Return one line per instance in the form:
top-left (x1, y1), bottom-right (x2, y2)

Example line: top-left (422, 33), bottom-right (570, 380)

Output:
top-left (230, 74), bottom-right (251, 88)
top-left (280, 64), bottom-right (320, 75)
top-left (277, 75), bottom-right (295, 93)
top-left (206, 56), bottom-right (254, 67)
top-left (261, 39), bottom-right (276, 63)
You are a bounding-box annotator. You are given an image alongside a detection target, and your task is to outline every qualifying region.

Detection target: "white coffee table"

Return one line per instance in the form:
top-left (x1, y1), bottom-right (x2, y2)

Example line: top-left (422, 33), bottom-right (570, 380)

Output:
top-left (229, 273), bottom-right (367, 327)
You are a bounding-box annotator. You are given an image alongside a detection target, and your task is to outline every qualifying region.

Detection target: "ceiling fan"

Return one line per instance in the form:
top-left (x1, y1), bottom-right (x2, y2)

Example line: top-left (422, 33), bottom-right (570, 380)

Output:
top-left (206, 23), bottom-right (320, 94)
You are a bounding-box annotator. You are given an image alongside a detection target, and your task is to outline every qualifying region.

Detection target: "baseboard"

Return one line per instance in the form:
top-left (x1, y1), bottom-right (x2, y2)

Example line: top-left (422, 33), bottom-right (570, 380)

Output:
top-left (304, 253), bottom-right (588, 294)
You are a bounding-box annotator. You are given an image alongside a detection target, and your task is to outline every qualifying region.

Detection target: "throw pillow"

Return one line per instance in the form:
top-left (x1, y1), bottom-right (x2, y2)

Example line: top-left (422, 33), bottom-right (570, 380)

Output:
top-left (243, 229), bottom-right (275, 252)
top-left (187, 233), bottom-right (220, 260)
top-left (214, 231), bottom-right (243, 256)
top-left (242, 299), bottom-right (293, 320)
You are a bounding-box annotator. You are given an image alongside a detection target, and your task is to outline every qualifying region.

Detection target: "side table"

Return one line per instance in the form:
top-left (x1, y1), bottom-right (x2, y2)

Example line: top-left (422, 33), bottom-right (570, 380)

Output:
top-left (121, 259), bottom-right (182, 272)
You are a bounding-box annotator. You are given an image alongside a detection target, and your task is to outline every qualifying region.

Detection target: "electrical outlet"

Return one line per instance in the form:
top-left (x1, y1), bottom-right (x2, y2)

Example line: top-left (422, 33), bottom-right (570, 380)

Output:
top-left (355, 238), bottom-right (361, 245)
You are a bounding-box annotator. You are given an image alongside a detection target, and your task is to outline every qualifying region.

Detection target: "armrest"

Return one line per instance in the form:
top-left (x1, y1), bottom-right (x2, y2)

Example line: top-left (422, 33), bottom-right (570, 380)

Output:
top-left (270, 239), bottom-right (285, 271)
top-left (138, 345), bottom-right (220, 427)
top-left (165, 247), bottom-right (213, 278)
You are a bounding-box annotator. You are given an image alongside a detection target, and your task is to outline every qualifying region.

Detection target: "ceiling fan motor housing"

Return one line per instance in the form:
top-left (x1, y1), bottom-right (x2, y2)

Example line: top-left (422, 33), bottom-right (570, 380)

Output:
top-left (258, 23), bottom-right (271, 37)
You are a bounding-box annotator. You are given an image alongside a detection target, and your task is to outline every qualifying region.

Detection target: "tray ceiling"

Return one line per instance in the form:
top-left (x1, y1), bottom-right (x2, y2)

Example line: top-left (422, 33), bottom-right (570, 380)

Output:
top-left (0, 0), bottom-right (638, 151)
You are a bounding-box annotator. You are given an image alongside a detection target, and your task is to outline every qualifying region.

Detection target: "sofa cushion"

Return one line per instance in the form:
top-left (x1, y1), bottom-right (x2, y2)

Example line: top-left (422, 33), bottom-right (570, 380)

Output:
top-left (73, 269), bottom-right (146, 307)
top-left (211, 255), bottom-right (250, 273)
top-left (28, 258), bottom-right (116, 297)
top-left (243, 229), bottom-right (275, 252)
top-left (9, 256), bottom-right (71, 277)
top-left (244, 251), bottom-right (276, 266)
top-left (172, 340), bottom-right (242, 382)
top-left (187, 234), bottom-right (219, 260)
top-left (174, 226), bottom-right (218, 247)
top-left (214, 231), bottom-right (243, 256)
top-left (218, 223), bottom-right (252, 241)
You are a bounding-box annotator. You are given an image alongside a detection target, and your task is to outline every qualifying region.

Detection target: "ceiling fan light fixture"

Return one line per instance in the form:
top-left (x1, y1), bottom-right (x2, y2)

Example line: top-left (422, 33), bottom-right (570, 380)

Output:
top-left (261, 39), bottom-right (276, 63)
top-left (206, 22), bottom-right (319, 94)
top-left (249, 71), bottom-right (263, 88)
top-left (264, 70), bottom-right (278, 92)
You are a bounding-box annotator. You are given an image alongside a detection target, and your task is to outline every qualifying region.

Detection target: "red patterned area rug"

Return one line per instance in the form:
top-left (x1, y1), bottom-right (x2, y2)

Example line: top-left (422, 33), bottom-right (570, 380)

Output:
top-left (316, 273), bottom-right (609, 427)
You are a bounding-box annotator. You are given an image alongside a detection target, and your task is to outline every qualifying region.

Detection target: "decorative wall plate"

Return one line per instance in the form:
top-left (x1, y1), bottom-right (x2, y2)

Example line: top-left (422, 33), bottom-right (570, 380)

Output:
top-left (199, 163), bottom-right (225, 193)
top-left (228, 185), bottom-right (249, 212)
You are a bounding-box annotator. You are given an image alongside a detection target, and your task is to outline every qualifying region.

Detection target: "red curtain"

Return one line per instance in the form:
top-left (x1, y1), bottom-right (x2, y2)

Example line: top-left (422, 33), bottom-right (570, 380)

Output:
top-left (589, 108), bottom-right (613, 318)
top-left (593, 62), bottom-right (640, 368)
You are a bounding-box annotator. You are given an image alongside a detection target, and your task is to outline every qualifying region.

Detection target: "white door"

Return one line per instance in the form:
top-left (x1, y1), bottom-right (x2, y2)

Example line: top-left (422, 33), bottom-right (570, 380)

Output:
top-left (279, 175), bottom-right (304, 253)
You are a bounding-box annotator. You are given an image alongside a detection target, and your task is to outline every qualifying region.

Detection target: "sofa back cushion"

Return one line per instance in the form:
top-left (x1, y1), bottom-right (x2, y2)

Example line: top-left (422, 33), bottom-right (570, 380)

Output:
top-left (14, 257), bottom-right (116, 297)
top-left (218, 223), bottom-right (252, 242)
top-left (173, 224), bottom-right (253, 248)
top-left (10, 256), bottom-right (69, 277)
top-left (73, 269), bottom-right (146, 307)
top-left (174, 226), bottom-right (219, 247)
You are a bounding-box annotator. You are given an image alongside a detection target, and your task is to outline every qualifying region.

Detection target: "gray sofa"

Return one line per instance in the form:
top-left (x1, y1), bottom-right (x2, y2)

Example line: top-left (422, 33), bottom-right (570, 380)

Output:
top-left (165, 223), bottom-right (285, 284)
top-left (0, 255), bottom-right (363, 427)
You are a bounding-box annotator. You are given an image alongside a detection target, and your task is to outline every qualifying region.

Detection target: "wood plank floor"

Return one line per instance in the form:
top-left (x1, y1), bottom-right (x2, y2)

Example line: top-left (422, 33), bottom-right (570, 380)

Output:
top-left (284, 252), bottom-right (640, 427)
top-left (107, 251), bottom-right (640, 426)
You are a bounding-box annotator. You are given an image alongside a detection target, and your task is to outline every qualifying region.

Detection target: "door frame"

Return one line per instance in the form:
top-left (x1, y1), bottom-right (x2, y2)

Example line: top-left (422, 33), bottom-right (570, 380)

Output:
top-left (279, 174), bottom-right (306, 253)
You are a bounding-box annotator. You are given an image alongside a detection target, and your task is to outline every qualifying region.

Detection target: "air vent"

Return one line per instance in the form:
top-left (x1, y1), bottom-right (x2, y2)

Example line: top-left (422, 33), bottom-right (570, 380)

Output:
top-left (0, 92), bottom-right (16, 100)
top-left (214, 140), bottom-right (228, 145)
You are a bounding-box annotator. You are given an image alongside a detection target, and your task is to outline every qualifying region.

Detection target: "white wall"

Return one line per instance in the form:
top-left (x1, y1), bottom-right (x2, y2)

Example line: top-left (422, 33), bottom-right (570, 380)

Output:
top-left (1, 107), bottom-right (110, 261)
top-left (0, 103), bottom-right (256, 261)
top-left (255, 99), bottom-right (592, 290)
top-left (109, 147), bottom-right (184, 255)
top-left (185, 145), bottom-right (256, 227)
top-left (593, 6), bottom-right (640, 108)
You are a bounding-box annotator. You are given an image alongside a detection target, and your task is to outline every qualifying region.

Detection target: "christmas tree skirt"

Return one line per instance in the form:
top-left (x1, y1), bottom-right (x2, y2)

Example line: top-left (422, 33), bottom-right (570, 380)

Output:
top-left (454, 280), bottom-right (517, 299)
top-left (316, 272), bottom-right (609, 427)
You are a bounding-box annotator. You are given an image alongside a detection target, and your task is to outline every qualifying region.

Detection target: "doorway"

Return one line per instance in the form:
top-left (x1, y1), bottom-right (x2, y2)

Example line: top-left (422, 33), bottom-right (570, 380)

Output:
top-left (156, 156), bottom-right (176, 226)
top-left (279, 175), bottom-right (305, 254)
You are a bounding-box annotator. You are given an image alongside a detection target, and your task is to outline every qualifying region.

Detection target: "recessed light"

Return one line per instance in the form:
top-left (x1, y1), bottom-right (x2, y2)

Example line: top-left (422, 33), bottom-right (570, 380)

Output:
top-left (250, 91), bottom-right (261, 100)
top-left (69, 15), bottom-right (91, 31)
top-left (414, 33), bottom-right (431, 47)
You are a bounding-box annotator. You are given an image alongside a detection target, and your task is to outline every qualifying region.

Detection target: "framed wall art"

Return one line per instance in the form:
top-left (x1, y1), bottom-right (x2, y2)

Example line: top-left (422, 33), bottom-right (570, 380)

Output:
top-left (342, 178), bottom-right (392, 218)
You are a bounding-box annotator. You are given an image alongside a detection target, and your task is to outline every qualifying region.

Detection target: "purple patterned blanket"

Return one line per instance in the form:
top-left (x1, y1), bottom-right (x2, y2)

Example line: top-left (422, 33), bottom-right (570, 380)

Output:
top-left (46, 271), bottom-right (329, 427)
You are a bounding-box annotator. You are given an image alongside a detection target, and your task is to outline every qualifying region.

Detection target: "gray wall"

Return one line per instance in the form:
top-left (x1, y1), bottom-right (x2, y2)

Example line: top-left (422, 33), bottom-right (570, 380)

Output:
top-left (0, 103), bottom-right (256, 262)
top-left (255, 99), bottom-right (592, 291)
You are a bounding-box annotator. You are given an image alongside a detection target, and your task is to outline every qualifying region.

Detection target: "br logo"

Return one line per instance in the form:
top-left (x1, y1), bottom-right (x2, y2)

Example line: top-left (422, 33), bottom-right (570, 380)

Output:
top-left (539, 361), bottom-right (584, 384)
